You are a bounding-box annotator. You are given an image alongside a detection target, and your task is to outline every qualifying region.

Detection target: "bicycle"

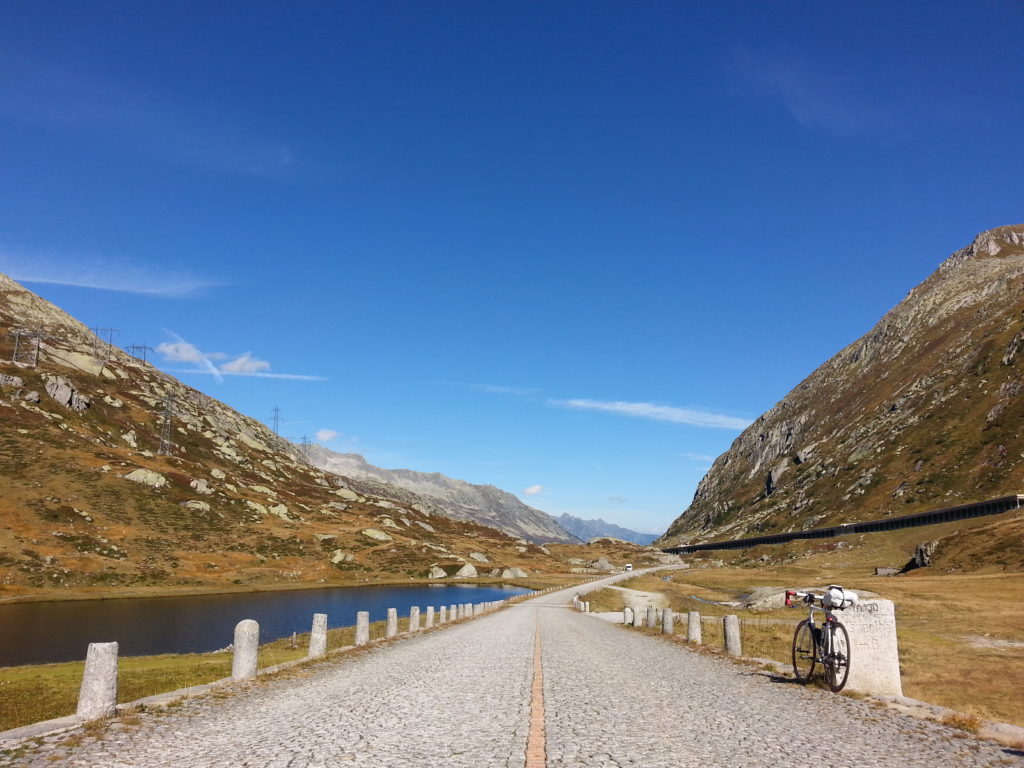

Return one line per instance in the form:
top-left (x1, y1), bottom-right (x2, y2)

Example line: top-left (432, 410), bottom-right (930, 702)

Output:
top-left (785, 585), bottom-right (857, 692)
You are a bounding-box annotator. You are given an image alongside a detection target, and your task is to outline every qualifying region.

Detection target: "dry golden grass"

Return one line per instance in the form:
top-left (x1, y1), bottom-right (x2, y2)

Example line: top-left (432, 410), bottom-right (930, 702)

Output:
top-left (603, 564), bottom-right (1024, 727)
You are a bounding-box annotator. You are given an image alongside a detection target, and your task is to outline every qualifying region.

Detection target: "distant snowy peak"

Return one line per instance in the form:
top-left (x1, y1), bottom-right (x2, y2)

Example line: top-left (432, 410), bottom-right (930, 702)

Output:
top-left (555, 513), bottom-right (659, 546)
top-left (306, 446), bottom-right (579, 544)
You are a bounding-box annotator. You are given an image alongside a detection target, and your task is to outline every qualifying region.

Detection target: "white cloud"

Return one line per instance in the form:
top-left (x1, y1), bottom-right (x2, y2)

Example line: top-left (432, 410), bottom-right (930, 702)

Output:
top-left (1, 244), bottom-right (216, 297)
top-left (220, 352), bottom-right (271, 374)
top-left (316, 429), bottom-right (339, 442)
top-left (156, 340), bottom-right (205, 363)
top-left (733, 46), bottom-right (892, 138)
top-left (523, 484), bottom-right (544, 495)
top-left (550, 398), bottom-right (750, 430)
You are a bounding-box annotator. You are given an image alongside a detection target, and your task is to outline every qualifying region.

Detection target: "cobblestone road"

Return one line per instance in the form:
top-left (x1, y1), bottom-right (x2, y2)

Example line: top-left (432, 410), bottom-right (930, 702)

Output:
top-left (3, 581), bottom-right (1021, 767)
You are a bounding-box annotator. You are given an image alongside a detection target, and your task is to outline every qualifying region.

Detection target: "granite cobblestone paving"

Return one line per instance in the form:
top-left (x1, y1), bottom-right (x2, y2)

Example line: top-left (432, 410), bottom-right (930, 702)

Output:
top-left (2, 579), bottom-right (1021, 767)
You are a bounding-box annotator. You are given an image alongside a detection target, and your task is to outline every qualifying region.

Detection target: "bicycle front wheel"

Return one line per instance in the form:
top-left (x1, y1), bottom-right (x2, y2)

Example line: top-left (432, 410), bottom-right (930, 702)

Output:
top-left (824, 621), bottom-right (851, 692)
top-left (791, 620), bottom-right (816, 683)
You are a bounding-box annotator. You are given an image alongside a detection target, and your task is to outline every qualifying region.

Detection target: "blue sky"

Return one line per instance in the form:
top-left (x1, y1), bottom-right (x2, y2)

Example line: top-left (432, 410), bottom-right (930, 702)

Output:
top-left (2, 2), bottom-right (1022, 534)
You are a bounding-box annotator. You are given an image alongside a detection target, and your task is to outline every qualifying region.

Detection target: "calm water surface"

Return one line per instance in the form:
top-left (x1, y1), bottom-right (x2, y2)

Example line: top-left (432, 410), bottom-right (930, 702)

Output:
top-left (0, 583), bottom-right (532, 666)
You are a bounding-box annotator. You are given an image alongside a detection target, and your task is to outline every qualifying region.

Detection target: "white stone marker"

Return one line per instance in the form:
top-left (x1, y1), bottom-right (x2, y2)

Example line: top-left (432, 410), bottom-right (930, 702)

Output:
top-left (232, 620), bottom-right (260, 680)
top-left (632, 608), bottom-right (645, 627)
top-left (662, 608), bottom-right (674, 635)
top-left (687, 611), bottom-right (702, 644)
top-left (386, 608), bottom-right (398, 638)
top-left (723, 615), bottom-right (741, 656)
top-left (426, 606), bottom-right (435, 628)
top-left (449, 603), bottom-right (457, 620)
top-left (440, 605), bottom-right (448, 624)
top-left (646, 606), bottom-right (657, 628)
top-left (623, 606), bottom-right (634, 625)
top-left (309, 613), bottom-right (328, 659)
top-left (355, 611), bottom-right (370, 646)
top-left (839, 599), bottom-right (903, 697)
top-left (76, 641), bottom-right (118, 720)
top-left (410, 606), bottom-right (421, 631)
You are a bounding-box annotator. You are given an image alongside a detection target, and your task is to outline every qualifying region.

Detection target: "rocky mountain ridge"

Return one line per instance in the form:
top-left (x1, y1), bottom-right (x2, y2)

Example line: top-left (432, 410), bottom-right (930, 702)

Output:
top-left (305, 448), bottom-right (579, 544)
top-left (659, 225), bottom-right (1024, 562)
top-left (554, 513), bottom-right (657, 546)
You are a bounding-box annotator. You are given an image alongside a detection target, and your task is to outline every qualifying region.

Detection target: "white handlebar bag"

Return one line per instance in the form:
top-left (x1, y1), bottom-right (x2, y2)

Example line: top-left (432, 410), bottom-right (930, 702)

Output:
top-left (822, 585), bottom-right (858, 609)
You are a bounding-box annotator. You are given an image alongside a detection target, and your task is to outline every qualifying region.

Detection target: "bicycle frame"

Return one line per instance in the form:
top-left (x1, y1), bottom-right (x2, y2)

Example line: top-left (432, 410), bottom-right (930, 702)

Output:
top-left (787, 588), bottom-right (852, 692)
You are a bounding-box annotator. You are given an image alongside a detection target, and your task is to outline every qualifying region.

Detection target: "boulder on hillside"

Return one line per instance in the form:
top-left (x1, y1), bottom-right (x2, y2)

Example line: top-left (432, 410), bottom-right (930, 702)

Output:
top-left (427, 565), bottom-right (447, 579)
top-left (360, 528), bottom-right (393, 542)
top-left (0, 374), bottom-right (24, 388)
top-left (123, 469), bottom-right (167, 488)
top-left (468, 552), bottom-right (489, 562)
top-left (181, 500), bottom-right (211, 512)
top-left (501, 567), bottom-right (528, 579)
top-left (190, 478), bottom-right (213, 495)
top-left (330, 550), bottom-right (355, 565)
top-left (454, 563), bottom-right (478, 578)
top-left (592, 556), bottom-right (614, 571)
top-left (44, 374), bottom-right (90, 412)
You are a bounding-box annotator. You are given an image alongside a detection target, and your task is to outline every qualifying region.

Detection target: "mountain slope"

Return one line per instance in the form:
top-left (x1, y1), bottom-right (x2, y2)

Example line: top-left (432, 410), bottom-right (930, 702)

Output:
top-left (659, 225), bottom-right (1024, 551)
top-left (305, 448), bottom-right (579, 544)
top-left (554, 513), bottom-right (657, 545)
top-left (0, 274), bottom-right (572, 596)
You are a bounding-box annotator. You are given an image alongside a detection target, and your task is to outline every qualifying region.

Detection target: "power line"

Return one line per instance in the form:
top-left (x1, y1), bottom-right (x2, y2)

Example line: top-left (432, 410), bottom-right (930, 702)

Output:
top-left (90, 327), bottom-right (119, 360)
top-left (126, 344), bottom-right (154, 362)
top-left (8, 327), bottom-right (47, 367)
top-left (271, 406), bottom-right (281, 435)
top-left (158, 395), bottom-right (175, 455)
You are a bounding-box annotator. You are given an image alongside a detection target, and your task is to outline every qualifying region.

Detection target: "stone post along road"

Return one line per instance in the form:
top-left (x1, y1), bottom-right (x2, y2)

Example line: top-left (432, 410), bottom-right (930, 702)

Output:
top-left (4, 576), bottom-right (1021, 768)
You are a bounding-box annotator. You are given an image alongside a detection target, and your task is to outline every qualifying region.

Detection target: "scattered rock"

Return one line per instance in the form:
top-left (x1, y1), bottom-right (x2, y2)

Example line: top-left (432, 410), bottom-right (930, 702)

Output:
top-left (377, 517), bottom-right (401, 529)
top-left (501, 566), bottom-right (528, 578)
top-left (0, 374), bottom-right (24, 388)
top-left (190, 478), bottom-right (213, 495)
top-left (454, 563), bottom-right (478, 578)
top-left (334, 488), bottom-right (359, 501)
top-left (121, 430), bottom-right (138, 448)
top-left (102, 395), bottom-right (123, 407)
top-left (360, 528), bottom-right (393, 542)
top-left (915, 540), bottom-right (939, 568)
top-left (23, 390), bottom-right (40, 403)
top-left (330, 550), bottom-right (355, 564)
top-left (591, 556), bottom-right (614, 571)
top-left (182, 500), bottom-right (211, 512)
top-left (468, 552), bottom-right (489, 562)
top-left (123, 469), bottom-right (167, 488)
top-left (211, 468), bottom-right (226, 480)
top-left (415, 520), bottom-right (435, 533)
top-left (427, 565), bottom-right (447, 579)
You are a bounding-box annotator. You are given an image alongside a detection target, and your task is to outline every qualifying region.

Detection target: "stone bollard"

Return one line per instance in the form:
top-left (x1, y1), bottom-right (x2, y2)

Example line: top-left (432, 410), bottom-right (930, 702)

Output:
top-left (623, 606), bottom-right (634, 625)
top-left (426, 606), bottom-right (435, 628)
top-left (386, 608), bottom-right (398, 638)
top-left (841, 599), bottom-right (903, 696)
top-left (309, 613), bottom-right (328, 659)
top-left (723, 615), bottom-right (741, 656)
top-left (355, 611), bottom-right (370, 646)
top-left (449, 604), bottom-right (457, 620)
top-left (662, 608), bottom-right (674, 635)
top-left (646, 606), bottom-right (657, 628)
top-left (656, 608), bottom-right (663, 624)
top-left (687, 611), bottom-right (702, 644)
top-left (76, 642), bottom-right (119, 720)
top-left (632, 607), bottom-right (644, 627)
top-left (440, 605), bottom-right (448, 624)
top-left (232, 620), bottom-right (260, 680)
top-left (410, 606), bottom-right (421, 632)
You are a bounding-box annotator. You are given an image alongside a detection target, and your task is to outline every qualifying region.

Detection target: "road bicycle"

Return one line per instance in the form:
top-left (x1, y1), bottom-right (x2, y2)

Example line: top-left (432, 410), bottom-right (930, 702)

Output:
top-left (785, 585), bottom-right (857, 692)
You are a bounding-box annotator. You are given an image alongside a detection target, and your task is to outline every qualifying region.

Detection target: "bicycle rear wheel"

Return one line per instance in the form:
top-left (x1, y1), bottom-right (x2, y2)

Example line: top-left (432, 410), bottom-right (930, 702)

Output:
top-left (791, 620), bottom-right (816, 683)
top-left (824, 621), bottom-right (851, 692)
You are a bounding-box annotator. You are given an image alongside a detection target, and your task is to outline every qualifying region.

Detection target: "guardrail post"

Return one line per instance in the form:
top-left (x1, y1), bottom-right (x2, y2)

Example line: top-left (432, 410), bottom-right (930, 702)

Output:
top-left (355, 611), bottom-right (370, 646)
top-left (632, 607), bottom-right (644, 627)
top-left (232, 620), bottom-right (259, 680)
top-left (623, 606), bottom-right (633, 624)
top-left (386, 608), bottom-right (398, 638)
top-left (662, 608), bottom-right (674, 635)
top-left (724, 615), bottom-right (741, 656)
top-left (76, 642), bottom-right (119, 720)
top-left (687, 611), bottom-right (702, 644)
top-left (426, 606), bottom-right (435, 628)
top-left (646, 606), bottom-right (657, 628)
top-left (439, 605), bottom-right (448, 624)
top-left (410, 606), bottom-right (421, 631)
top-left (309, 613), bottom-right (328, 658)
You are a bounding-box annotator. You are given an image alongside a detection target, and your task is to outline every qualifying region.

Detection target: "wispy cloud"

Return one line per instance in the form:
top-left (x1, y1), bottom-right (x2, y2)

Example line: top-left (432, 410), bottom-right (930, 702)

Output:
top-left (0, 54), bottom-right (294, 177)
top-left (550, 398), bottom-right (750, 430)
top-left (158, 332), bottom-right (324, 382)
top-left (733, 46), bottom-right (892, 138)
top-left (608, 495), bottom-right (627, 504)
top-left (467, 383), bottom-right (539, 396)
top-left (315, 429), bottom-right (340, 442)
top-left (681, 452), bottom-right (717, 463)
top-left (0, 244), bottom-right (217, 297)
top-left (523, 484), bottom-right (544, 495)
